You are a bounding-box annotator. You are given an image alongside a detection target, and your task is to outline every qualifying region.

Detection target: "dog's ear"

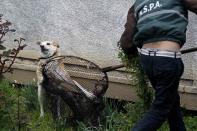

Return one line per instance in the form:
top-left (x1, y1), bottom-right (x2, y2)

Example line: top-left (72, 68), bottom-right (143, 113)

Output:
top-left (52, 41), bottom-right (60, 48)
top-left (37, 41), bottom-right (41, 45)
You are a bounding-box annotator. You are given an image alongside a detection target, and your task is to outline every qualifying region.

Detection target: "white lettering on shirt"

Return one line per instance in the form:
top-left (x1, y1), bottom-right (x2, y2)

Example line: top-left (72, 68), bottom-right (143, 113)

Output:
top-left (139, 1), bottom-right (162, 16)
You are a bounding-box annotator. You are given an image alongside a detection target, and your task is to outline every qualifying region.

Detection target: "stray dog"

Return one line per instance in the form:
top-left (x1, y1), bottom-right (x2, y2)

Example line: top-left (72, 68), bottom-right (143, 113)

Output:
top-left (36, 41), bottom-right (108, 125)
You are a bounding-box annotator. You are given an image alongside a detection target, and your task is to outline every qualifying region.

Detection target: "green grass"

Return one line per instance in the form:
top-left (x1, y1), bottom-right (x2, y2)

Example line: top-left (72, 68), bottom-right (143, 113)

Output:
top-left (0, 80), bottom-right (197, 131)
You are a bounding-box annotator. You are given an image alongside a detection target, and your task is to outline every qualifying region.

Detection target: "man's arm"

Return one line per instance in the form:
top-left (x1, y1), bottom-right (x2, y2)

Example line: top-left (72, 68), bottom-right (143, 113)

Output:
top-left (183, 0), bottom-right (197, 14)
top-left (119, 5), bottom-right (138, 56)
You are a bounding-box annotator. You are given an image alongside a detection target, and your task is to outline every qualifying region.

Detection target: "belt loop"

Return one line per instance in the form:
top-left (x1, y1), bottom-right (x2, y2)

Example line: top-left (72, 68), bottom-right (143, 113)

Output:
top-left (174, 52), bottom-right (177, 58)
top-left (154, 51), bottom-right (156, 56)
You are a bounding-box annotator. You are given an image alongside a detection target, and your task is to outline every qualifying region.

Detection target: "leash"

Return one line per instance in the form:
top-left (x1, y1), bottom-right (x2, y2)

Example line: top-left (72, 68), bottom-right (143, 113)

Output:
top-left (102, 47), bottom-right (197, 73)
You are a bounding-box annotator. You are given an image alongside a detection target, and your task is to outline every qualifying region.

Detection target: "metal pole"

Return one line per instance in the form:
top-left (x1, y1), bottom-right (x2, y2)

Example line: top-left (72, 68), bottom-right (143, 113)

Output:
top-left (181, 47), bottom-right (197, 54)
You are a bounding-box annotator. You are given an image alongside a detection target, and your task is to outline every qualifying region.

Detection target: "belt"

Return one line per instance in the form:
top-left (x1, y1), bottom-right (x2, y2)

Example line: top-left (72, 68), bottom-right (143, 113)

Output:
top-left (138, 48), bottom-right (182, 58)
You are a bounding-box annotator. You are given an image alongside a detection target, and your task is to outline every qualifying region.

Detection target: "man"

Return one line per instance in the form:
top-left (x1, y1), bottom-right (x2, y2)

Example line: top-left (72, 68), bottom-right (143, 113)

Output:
top-left (119, 0), bottom-right (197, 131)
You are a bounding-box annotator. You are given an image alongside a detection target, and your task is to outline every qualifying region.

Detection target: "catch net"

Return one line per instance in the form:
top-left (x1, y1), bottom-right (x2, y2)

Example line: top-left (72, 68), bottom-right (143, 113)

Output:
top-left (63, 55), bottom-right (109, 96)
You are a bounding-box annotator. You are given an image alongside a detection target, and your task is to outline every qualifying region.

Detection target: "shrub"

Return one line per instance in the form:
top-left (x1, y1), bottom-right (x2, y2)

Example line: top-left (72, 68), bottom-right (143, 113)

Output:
top-left (0, 80), bottom-right (29, 130)
top-left (0, 14), bottom-right (26, 77)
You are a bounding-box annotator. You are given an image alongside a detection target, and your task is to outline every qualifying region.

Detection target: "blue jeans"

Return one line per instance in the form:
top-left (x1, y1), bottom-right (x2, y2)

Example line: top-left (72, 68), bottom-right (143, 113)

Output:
top-left (132, 54), bottom-right (186, 131)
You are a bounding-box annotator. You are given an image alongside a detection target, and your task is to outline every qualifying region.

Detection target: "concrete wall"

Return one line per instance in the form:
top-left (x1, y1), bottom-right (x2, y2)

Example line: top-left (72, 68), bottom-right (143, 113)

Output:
top-left (183, 12), bottom-right (197, 85)
top-left (0, 0), bottom-right (197, 84)
top-left (0, 0), bottom-right (134, 67)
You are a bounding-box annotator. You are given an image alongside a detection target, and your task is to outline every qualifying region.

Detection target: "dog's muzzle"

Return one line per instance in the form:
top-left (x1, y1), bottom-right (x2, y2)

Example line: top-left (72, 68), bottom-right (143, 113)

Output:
top-left (40, 45), bottom-right (48, 52)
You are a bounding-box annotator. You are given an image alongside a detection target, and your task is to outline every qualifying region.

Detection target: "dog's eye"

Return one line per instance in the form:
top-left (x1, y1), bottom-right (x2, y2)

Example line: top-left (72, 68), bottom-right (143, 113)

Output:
top-left (46, 43), bottom-right (50, 45)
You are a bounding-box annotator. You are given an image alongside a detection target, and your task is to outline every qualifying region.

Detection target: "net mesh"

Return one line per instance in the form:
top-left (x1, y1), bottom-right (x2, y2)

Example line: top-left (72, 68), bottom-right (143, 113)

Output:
top-left (63, 55), bottom-right (109, 95)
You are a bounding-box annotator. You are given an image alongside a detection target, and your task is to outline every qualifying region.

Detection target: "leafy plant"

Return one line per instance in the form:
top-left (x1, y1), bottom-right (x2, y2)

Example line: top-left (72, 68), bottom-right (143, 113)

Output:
top-left (0, 80), bottom-right (29, 130)
top-left (21, 84), bottom-right (39, 112)
top-left (184, 116), bottom-right (197, 131)
top-left (0, 80), bottom-right (196, 130)
top-left (0, 14), bottom-right (26, 76)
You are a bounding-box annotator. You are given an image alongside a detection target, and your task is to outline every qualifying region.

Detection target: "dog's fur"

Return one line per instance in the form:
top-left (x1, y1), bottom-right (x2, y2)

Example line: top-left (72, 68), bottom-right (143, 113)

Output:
top-left (36, 41), bottom-right (108, 125)
top-left (36, 41), bottom-right (61, 117)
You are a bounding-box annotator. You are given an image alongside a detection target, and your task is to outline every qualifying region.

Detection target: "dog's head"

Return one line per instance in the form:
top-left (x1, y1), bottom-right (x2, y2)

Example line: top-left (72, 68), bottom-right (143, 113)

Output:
top-left (37, 41), bottom-right (60, 58)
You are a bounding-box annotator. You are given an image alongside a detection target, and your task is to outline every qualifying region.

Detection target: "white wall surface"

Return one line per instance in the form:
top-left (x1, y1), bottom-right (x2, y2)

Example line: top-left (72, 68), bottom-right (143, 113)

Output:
top-left (0, 0), bottom-right (134, 67)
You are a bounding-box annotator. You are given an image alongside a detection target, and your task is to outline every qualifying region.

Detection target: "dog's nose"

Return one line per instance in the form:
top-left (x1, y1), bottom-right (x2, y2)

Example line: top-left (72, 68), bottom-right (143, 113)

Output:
top-left (40, 45), bottom-right (45, 50)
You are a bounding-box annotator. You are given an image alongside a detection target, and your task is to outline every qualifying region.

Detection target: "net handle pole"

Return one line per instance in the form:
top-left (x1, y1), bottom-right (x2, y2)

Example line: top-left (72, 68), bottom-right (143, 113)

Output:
top-left (181, 47), bottom-right (197, 54)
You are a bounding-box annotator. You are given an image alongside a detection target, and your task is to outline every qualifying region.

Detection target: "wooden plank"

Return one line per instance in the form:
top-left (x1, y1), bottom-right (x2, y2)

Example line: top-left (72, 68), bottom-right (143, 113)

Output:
top-left (3, 68), bottom-right (138, 102)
